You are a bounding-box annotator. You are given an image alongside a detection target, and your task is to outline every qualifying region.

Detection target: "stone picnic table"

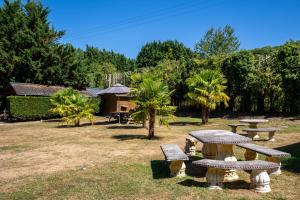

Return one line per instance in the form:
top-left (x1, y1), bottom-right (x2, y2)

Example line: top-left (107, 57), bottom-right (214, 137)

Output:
top-left (239, 119), bottom-right (269, 139)
top-left (189, 130), bottom-right (251, 181)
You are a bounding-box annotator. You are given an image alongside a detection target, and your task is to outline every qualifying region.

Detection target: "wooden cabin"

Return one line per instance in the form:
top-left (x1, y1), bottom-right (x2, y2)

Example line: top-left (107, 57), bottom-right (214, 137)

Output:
top-left (98, 84), bottom-right (135, 115)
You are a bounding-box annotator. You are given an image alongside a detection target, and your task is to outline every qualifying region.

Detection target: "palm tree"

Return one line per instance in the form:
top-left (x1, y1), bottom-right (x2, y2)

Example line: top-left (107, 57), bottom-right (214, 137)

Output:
top-left (186, 69), bottom-right (229, 124)
top-left (131, 77), bottom-right (175, 139)
top-left (50, 88), bottom-right (97, 126)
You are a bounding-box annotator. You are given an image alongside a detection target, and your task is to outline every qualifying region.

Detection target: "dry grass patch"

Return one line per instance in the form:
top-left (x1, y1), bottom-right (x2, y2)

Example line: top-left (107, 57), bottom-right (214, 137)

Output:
top-left (0, 115), bottom-right (299, 199)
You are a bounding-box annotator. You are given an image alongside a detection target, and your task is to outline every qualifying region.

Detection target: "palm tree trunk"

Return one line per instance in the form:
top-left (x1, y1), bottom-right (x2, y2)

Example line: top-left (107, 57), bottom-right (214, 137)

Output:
top-left (201, 107), bottom-right (206, 124)
top-left (75, 119), bottom-right (80, 126)
top-left (142, 119), bottom-right (147, 129)
top-left (148, 109), bottom-right (156, 139)
top-left (205, 108), bottom-right (210, 123)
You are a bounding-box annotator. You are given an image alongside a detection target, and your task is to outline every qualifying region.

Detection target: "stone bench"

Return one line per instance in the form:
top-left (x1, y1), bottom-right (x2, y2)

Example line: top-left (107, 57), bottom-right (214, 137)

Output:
top-left (184, 136), bottom-right (198, 156)
top-left (193, 159), bottom-right (279, 193)
top-left (242, 128), bottom-right (278, 141)
top-left (237, 143), bottom-right (291, 175)
top-left (228, 123), bottom-right (249, 133)
top-left (160, 144), bottom-right (189, 177)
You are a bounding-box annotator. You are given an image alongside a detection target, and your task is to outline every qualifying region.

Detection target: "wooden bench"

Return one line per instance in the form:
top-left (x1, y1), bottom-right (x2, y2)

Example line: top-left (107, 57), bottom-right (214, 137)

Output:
top-left (193, 159), bottom-right (279, 193)
top-left (184, 136), bottom-right (198, 156)
top-left (237, 143), bottom-right (291, 175)
top-left (160, 144), bottom-right (189, 177)
top-left (228, 123), bottom-right (249, 133)
top-left (242, 128), bottom-right (278, 141)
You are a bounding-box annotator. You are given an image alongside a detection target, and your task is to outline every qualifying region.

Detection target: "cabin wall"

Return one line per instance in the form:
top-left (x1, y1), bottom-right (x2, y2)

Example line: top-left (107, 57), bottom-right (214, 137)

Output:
top-left (117, 97), bottom-right (135, 112)
top-left (101, 94), bottom-right (117, 114)
top-left (101, 94), bottom-right (136, 114)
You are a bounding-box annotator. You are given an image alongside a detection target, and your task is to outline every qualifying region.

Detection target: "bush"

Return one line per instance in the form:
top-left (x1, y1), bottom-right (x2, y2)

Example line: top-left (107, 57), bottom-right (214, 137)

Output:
top-left (7, 96), bottom-right (56, 120)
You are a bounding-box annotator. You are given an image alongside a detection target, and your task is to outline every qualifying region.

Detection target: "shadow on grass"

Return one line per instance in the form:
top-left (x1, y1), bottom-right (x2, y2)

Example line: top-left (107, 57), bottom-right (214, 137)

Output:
top-left (112, 134), bottom-right (161, 141)
top-left (276, 141), bottom-right (300, 173)
top-left (169, 122), bottom-right (201, 126)
top-left (178, 179), bottom-right (207, 187)
top-left (150, 160), bottom-right (170, 179)
top-left (55, 120), bottom-right (114, 128)
top-left (107, 125), bottom-right (143, 129)
top-left (178, 179), bottom-right (249, 190)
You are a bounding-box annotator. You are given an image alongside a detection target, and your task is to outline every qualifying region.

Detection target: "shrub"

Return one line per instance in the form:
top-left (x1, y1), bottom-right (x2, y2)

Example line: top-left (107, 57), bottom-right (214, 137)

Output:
top-left (7, 96), bottom-right (56, 120)
top-left (50, 88), bottom-right (98, 126)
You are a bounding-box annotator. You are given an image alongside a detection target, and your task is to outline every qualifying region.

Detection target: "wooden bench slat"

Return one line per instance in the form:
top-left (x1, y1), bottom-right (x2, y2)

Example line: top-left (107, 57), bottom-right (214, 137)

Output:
top-left (193, 159), bottom-right (279, 170)
top-left (160, 144), bottom-right (189, 161)
top-left (237, 143), bottom-right (291, 157)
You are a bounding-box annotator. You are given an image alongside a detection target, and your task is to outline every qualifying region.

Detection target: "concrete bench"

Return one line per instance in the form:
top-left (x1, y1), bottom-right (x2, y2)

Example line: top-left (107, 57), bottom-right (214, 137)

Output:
top-left (228, 123), bottom-right (249, 133)
top-left (193, 159), bottom-right (279, 193)
top-left (184, 136), bottom-right (198, 156)
top-left (242, 128), bottom-right (278, 141)
top-left (160, 144), bottom-right (189, 177)
top-left (237, 143), bottom-right (291, 175)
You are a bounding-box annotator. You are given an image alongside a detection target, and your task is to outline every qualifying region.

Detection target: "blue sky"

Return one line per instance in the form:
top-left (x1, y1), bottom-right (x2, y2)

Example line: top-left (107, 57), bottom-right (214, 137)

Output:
top-left (43, 0), bottom-right (300, 58)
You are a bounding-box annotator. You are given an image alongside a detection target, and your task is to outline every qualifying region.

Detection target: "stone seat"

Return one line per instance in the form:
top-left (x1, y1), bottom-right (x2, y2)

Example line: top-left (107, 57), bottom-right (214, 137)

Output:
top-left (160, 144), bottom-right (189, 177)
top-left (184, 136), bottom-right (198, 156)
top-left (237, 143), bottom-right (291, 175)
top-left (228, 123), bottom-right (249, 133)
top-left (242, 127), bottom-right (279, 141)
top-left (193, 159), bottom-right (279, 193)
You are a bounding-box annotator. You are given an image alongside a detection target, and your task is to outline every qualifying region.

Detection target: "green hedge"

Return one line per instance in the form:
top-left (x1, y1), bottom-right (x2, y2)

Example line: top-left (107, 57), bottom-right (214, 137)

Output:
top-left (7, 96), bottom-right (56, 120)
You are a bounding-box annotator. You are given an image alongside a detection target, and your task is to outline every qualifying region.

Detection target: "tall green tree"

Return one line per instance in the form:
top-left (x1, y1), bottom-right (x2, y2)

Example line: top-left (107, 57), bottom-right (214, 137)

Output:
top-left (131, 78), bottom-right (175, 139)
top-left (136, 40), bottom-right (194, 68)
top-left (186, 70), bottom-right (229, 124)
top-left (0, 0), bottom-right (64, 90)
top-left (275, 41), bottom-right (300, 113)
top-left (195, 25), bottom-right (240, 58)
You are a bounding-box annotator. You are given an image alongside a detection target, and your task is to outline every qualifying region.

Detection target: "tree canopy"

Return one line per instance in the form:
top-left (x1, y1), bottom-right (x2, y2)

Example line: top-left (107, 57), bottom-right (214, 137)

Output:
top-left (195, 25), bottom-right (240, 58)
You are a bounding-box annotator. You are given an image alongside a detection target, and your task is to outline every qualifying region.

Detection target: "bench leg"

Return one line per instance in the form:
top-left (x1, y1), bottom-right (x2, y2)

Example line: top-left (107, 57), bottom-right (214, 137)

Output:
top-left (268, 131), bottom-right (276, 142)
top-left (231, 126), bottom-right (237, 133)
top-left (265, 157), bottom-right (281, 175)
top-left (206, 168), bottom-right (225, 190)
top-left (184, 139), bottom-right (197, 156)
top-left (169, 161), bottom-right (186, 177)
top-left (249, 124), bottom-right (260, 139)
top-left (250, 170), bottom-right (271, 193)
top-left (244, 149), bottom-right (258, 160)
top-left (216, 144), bottom-right (239, 182)
top-left (202, 143), bottom-right (217, 159)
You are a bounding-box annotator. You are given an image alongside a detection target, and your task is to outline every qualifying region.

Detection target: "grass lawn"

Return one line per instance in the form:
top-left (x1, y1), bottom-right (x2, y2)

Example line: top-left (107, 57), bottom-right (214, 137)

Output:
top-left (0, 115), bottom-right (299, 200)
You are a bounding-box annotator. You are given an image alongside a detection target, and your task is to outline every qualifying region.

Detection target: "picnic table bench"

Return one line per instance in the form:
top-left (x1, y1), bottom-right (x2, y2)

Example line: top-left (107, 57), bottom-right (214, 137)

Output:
top-left (193, 159), bottom-right (279, 193)
top-left (237, 143), bottom-right (291, 175)
top-left (160, 144), bottom-right (189, 177)
top-left (228, 123), bottom-right (249, 133)
top-left (242, 128), bottom-right (278, 141)
top-left (184, 136), bottom-right (198, 156)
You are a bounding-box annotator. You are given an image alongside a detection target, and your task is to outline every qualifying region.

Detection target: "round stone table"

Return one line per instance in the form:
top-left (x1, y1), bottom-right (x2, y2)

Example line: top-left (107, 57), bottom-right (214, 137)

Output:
top-left (189, 130), bottom-right (251, 182)
top-left (239, 119), bottom-right (269, 139)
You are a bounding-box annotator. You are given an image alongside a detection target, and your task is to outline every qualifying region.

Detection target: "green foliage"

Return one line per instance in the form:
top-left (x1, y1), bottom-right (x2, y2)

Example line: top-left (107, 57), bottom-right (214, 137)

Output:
top-left (275, 41), bottom-right (300, 113)
top-left (131, 77), bottom-right (175, 139)
top-left (0, 0), bottom-right (64, 91)
top-left (7, 96), bottom-right (55, 120)
top-left (195, 25), bottom-right (240, 58)
top-left (186, 70), bottom-right (229, 123)
top-left (50, 88), bottom-right (97, 126)
top-left (84, 46), bottom-right (135, 72)
top-left (136, 40), bottom-right (194, 68)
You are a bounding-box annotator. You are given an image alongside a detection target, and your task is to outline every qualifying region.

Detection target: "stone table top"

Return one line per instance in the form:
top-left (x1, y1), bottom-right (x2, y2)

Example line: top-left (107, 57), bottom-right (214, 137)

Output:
top-left (189, 130), bottom-right (251, 144)
top-left (239, 119), bottom-right (269, 124)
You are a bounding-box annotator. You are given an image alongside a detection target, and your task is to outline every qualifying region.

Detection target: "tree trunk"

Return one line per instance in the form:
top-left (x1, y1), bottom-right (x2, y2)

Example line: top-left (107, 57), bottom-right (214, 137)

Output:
top-left (142, 118), bottom-right (147, 129)
top-left (201, 107), bottom-right (206, 124)
top-left (205, 108), bottom-right (210, 123)
top-left (74, 119), bottom-right (80, 126)
top-left (148, 109), bottom-right (156, 139)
